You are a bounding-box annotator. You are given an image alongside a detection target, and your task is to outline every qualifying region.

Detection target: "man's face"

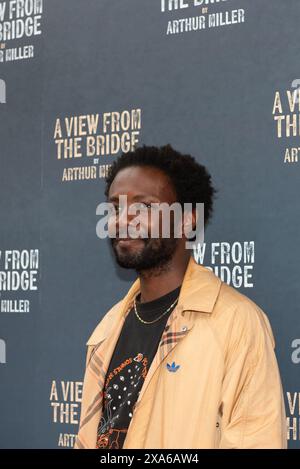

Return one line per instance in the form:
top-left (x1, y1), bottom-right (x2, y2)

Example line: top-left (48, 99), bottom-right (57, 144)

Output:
top-left (108, 166), bottom-right (181, 272)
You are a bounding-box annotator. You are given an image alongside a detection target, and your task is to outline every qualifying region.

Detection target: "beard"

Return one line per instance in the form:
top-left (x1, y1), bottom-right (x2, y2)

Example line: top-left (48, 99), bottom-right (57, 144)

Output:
top-left (110, 236), bottom-right (179, 274)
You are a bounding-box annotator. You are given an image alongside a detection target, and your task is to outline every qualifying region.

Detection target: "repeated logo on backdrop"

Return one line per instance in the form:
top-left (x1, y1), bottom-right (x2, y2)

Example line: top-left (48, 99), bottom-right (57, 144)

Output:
top-left (272, 82), bottom-right (300, 164)
top-left (193, 240), bottom-right (255, 288)
top-left (287, 341), bottom-right (300, 442)
top-left (286, 390), bottom-right (300, 441)
top-left (53, 109), bottom-right (142, 183)
top-left (0, 249), bottom-right (39, 314)
top-left (160, 0), bottom-right (245, 36)
top-left (49, 379), bottom-right (83, 448)
top-left (0, 0), bottom-right (43, 63)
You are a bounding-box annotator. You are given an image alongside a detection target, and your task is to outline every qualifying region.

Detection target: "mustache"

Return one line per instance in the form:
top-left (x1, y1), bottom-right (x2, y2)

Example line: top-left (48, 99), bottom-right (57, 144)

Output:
top-left (112, 236), bottom-right (148, 242)
top-left (113, 234), bottom-right (148, 240)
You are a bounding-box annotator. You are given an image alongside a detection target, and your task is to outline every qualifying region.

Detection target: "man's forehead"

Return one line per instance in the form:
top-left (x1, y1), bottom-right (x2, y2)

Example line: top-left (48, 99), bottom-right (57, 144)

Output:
top-left (108, 166), bottom-right (176, 200)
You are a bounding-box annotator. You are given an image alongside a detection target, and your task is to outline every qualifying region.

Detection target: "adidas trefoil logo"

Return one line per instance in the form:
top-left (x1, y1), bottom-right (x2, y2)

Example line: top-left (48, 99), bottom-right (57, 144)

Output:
top-left (166, 361), bottom-right (180, 372)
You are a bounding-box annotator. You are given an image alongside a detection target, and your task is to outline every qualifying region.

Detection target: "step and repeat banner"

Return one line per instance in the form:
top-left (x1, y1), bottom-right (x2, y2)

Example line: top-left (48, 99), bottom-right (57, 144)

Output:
top-left (0, 0), bottom-right (299, 449)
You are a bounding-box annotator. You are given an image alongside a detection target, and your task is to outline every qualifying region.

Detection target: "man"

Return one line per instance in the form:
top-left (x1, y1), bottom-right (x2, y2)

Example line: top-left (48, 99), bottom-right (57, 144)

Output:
top-left (74, 144), bottom-right (287, 449)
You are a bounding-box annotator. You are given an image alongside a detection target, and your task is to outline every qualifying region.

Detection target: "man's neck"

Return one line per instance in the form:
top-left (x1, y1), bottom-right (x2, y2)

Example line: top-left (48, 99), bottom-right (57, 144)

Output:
top-left (137, 252), bottom-right (191, 303)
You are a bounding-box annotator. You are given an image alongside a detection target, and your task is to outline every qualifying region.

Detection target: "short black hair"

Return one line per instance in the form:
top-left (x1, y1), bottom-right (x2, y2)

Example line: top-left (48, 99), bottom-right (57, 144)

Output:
top-left (104, 144), bottom-right (217, 227)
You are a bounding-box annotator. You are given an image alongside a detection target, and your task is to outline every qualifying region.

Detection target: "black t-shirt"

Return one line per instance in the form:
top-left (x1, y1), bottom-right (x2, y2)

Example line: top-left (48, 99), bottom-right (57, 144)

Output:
top-left (96, 284), bottom-right (181, 449)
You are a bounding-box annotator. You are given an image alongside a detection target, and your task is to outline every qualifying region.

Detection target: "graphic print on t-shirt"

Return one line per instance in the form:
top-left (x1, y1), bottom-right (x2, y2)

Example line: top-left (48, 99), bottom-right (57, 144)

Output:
top-left (96, 352), bottom-right (148, 449)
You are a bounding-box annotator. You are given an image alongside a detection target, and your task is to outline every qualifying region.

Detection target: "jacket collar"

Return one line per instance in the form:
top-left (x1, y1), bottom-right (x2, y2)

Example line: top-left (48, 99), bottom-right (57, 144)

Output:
top-left (87, 256), bottom-right (222, 346)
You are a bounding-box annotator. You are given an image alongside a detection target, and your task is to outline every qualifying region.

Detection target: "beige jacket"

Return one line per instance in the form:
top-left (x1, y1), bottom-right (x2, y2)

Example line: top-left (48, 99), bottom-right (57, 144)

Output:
top-left (74, 256), bottom-right (287, 449)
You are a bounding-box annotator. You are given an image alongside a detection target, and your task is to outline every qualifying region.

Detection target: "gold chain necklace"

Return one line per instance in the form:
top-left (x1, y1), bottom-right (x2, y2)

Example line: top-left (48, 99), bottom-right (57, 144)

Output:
top-left (133, 294), bottom-right (179, 325)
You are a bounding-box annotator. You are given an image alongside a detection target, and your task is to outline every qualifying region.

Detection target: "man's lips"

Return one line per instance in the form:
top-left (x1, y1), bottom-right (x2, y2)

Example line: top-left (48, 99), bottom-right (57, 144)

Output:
top-left (115, 238), bottom-right (144, 246)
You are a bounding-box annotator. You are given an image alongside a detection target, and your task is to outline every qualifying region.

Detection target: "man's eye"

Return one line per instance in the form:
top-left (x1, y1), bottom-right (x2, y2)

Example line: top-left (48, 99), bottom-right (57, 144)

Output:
top-left (111, 205), bottom-right (121, 214)
top-left (131, 202), bottom-right (152, 212)
top-left (112, 203), bottom-right (152, 213)
top-left (138, 202), bottom-right (152, 209)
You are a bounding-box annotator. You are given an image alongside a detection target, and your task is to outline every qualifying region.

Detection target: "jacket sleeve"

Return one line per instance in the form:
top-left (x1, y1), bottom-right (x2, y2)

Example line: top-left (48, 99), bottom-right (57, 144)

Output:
top-left (218, 301), bottom-right (287, 449)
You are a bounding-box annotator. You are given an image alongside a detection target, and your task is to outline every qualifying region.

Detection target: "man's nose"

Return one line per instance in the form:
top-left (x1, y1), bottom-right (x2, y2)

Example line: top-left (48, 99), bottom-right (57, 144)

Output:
top-left (116, 206), bottom-right (135, 236)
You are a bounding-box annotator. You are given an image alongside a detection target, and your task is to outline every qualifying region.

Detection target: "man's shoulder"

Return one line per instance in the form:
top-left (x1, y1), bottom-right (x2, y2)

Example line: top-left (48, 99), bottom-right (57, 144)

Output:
top-left (216, 280), bottom-right (261, 315)
top-left (212, 280), bottom-right (275, 348)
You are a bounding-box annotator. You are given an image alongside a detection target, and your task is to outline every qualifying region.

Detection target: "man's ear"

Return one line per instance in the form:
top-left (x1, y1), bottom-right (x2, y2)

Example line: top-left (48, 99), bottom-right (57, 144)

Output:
top-left (182, 208), bottom-right (197, 240)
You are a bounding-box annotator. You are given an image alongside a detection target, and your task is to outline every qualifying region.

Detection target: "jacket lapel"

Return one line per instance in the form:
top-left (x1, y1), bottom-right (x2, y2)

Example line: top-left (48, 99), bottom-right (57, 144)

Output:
top-left (75, 313), bottom-right (127, 449)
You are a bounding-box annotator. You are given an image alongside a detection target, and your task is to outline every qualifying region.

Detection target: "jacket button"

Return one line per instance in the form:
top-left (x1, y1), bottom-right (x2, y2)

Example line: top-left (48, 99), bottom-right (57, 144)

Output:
top-left (182, 326), bottom-right (187, 331)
